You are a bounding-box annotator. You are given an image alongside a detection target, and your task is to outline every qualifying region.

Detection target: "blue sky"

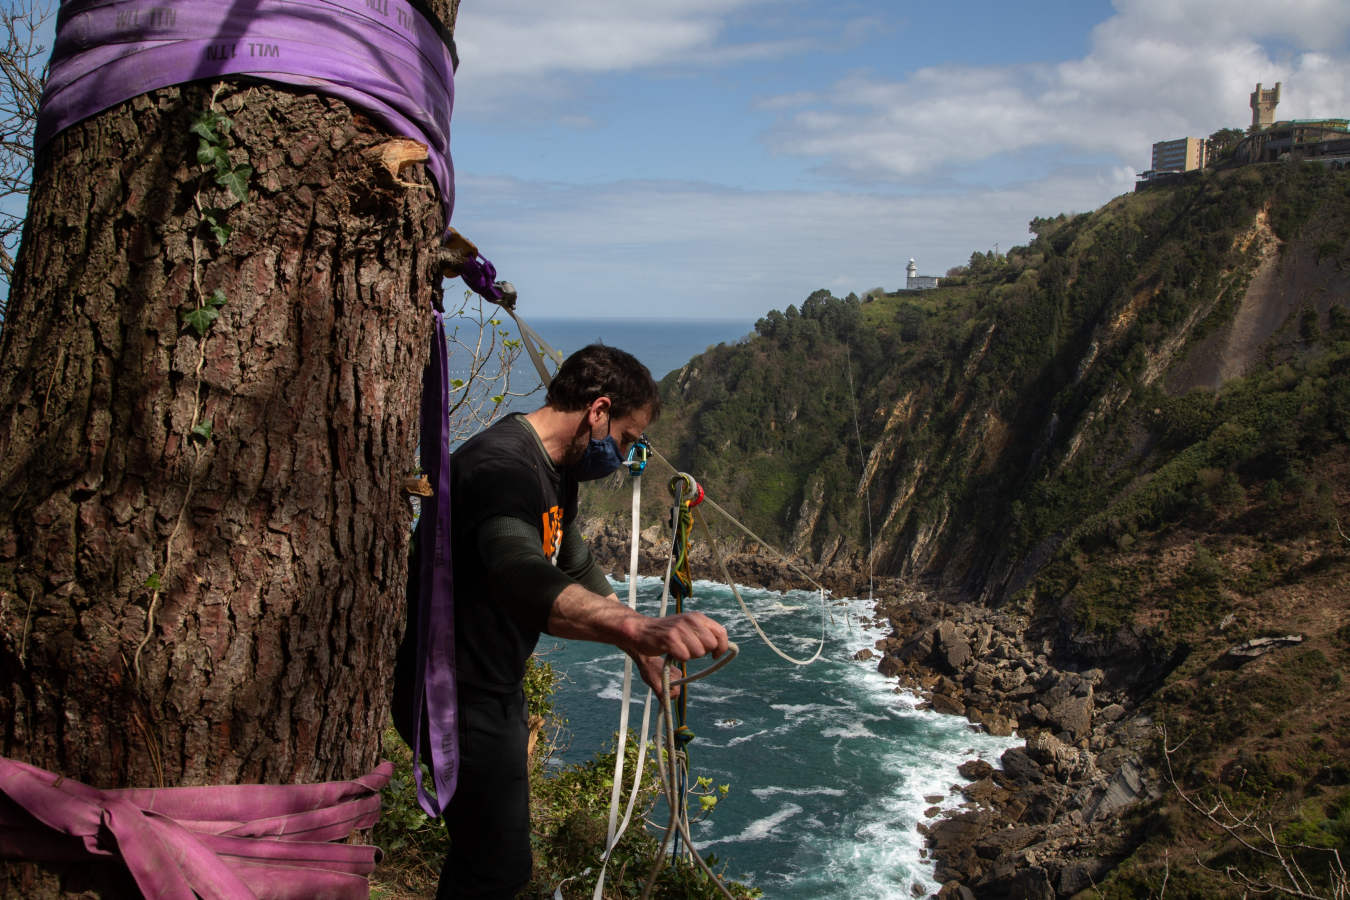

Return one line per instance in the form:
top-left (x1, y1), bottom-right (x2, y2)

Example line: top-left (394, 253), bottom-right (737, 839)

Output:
top-left (10, 1), bottom-right (1350, 323)
top-left (447, 0), bottom-right (1350, 321)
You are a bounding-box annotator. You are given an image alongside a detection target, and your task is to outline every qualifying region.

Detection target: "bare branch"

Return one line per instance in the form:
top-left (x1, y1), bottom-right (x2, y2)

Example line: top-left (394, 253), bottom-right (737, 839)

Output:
top-left (1160, 724), bottom-right (1348, 899)
top-left (0, 1), bottom-right (52, 303)
top-left (442, 290), bottom-right (540, 443)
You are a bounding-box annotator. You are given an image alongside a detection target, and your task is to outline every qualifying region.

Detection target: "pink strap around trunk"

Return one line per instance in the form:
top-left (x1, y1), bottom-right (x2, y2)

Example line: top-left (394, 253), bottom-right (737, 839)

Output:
top-left (0, 756), bottom-right (393, 899)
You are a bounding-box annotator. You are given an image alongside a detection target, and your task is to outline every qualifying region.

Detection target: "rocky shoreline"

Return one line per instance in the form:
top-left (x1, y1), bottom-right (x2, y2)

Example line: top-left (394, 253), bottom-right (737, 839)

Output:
top-left (583, 521), bottom-right (1161, 898)
top-left (867, 596), bottom-right (1162, 898)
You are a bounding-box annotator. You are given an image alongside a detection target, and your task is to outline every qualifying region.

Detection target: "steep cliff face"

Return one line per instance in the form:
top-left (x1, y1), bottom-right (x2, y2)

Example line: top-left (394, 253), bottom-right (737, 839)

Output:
top-left (620, 165), bottom-right (1347, 605)
top-left (605, 161), bottom-right (1350, 898)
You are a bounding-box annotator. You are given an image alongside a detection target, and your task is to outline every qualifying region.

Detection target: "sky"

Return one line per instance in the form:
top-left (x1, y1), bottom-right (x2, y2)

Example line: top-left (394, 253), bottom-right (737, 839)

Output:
top-left (8, 0), bottom-right (1350, 323)
top-left (445, 0), bottom-right (1350, 321)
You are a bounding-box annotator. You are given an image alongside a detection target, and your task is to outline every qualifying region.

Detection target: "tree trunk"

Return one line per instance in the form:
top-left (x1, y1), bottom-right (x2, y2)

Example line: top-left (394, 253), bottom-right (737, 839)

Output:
top-left (0, 2), bottom-right (458, 893)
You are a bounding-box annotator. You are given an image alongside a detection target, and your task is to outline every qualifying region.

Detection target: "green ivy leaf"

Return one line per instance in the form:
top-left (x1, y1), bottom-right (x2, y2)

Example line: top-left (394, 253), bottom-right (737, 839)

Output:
top-left (143, 573), bottom-right (162, 591)
top-left (197, 142), bottom-right (231, 171)
top-left (215, 165), bottom-right (252, 204)
top-left (182, 305), bottom-right (220, 336)
top-left (207, 289), bottom-right (228, 309)
top-left (190, 112), bottom-right (221, 144)
top-left (202, 209), bottom-right (232, 247)
top-left (190, 419), bottom-right (214, 442)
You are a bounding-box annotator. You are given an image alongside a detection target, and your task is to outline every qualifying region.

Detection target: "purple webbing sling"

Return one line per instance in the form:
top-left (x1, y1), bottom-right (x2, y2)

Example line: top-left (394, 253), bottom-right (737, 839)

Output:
top-left (7, 0), bottom-right (484, 876)
top-left (0, 757), bottom-right (393, 899)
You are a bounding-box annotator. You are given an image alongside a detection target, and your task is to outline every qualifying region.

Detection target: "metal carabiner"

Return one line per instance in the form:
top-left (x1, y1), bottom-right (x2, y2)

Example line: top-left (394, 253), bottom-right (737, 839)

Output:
top-left (626, 437), bottom-right (650, 475)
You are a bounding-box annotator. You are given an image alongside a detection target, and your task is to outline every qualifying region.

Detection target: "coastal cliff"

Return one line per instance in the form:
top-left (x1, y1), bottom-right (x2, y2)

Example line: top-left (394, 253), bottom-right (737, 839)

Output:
top-left (582, 162), bottom-right (1350, 897)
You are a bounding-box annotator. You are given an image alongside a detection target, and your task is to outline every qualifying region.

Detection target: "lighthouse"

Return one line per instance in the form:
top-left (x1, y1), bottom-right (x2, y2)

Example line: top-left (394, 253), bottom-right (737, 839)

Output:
top-left (906, 258), bottom-right (939, 291)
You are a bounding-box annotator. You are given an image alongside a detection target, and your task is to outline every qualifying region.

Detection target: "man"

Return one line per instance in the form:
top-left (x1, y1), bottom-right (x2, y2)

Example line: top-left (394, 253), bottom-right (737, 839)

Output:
top-left (424, 343), bottom-right (728, 898)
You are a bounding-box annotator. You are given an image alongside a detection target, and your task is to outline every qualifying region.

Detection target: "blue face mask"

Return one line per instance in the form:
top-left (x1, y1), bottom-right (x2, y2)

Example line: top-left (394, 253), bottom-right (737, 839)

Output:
top-left (572, 434), bottom-right (624, 481)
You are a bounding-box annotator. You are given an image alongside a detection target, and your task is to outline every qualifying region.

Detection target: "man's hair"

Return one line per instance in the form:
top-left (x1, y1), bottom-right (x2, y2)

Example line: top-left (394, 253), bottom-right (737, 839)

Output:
top-left (546, 344), bottom-right (661, 420)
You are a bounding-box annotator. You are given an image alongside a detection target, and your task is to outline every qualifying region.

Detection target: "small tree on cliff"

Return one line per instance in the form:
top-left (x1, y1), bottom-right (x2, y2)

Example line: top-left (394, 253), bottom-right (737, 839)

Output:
top-left (0, 0), bottom-right (464, 891)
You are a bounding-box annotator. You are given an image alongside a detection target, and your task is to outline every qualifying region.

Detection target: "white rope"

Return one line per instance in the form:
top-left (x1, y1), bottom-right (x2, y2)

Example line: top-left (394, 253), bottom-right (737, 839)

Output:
top-left (602, 475), bottom-right (642, 844)
top-left (593, 472), bottom-right (656, 900)
top-left (647, 447), bottom-right (828, 595)
top-left (648, 446), bottom-right (829, 666)
top-left (699, 513), bottom-right (825, 667)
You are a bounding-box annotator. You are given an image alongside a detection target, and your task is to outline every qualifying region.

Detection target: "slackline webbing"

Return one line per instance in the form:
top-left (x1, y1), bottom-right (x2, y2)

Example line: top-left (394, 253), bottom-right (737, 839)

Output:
top-left (29, 0), bottom-right (476, 828)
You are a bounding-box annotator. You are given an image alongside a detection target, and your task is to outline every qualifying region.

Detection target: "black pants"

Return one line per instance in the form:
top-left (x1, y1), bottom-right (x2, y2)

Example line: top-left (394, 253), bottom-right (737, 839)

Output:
top-left (436, 687), bottom-right (532, 899)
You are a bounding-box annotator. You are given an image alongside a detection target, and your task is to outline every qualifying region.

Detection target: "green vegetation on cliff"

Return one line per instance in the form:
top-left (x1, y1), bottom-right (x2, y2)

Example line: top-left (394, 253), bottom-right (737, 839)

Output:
top-left (606, 164), bottom-right (1347, 588)
top-left (585, 161), bottom-right (1350, 897)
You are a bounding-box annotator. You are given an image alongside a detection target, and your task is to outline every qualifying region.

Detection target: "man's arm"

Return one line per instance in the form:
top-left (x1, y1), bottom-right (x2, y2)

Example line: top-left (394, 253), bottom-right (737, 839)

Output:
top-left (476, 516), bottom-right (729, 688)
top-left (547, 583), bottom-right (728, 696)
top-left (547, 583), bottom-right (727, 660)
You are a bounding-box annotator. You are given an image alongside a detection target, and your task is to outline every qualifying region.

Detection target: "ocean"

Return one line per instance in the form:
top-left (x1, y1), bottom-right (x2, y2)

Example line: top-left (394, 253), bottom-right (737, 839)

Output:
top-left (518, 316), bottom-right (756, 381)
top-left (541, 578), bottom-right (1021, 898)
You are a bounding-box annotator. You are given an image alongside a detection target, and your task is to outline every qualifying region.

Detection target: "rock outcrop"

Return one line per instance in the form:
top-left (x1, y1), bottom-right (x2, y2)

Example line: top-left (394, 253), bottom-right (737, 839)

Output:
top-left (878, 597), bottom-right (1164, 898)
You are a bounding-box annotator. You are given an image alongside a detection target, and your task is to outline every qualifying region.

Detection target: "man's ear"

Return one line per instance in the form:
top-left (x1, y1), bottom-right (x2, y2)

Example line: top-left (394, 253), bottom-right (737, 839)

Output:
top-left (588, 396), bottom-right (612, 425)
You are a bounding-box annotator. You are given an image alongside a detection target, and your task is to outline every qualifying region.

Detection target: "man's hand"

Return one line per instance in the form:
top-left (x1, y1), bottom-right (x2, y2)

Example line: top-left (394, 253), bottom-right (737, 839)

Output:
top-left (625, 611), bottom-right (728, 662)
top-left (547, 586), bottom-right (729, 698)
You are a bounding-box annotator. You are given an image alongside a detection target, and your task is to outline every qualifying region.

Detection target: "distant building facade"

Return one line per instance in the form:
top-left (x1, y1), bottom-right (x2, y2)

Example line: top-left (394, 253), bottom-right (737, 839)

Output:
top-left (1250, 82), bottom-right (1281, 132)
top-left (1233, 118), bottom-right (1350, 165)
top-left (906, 259), bottom-right (939, 291)
top-left (1151, 137), bottom-right (1208, 173)
top-left (1138, 81), bottom-right (1349, 189)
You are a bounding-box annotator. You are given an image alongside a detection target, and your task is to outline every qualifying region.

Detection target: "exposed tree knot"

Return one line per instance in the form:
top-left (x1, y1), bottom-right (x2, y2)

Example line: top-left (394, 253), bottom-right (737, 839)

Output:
top-left (403, 475), bottom-right (433, 497)
top-left (365, 138), bottom-right (430, 189)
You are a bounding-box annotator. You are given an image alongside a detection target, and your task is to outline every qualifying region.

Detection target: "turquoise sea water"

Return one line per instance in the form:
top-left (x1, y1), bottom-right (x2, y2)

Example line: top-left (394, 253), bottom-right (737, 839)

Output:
top-left (542, 577), bottom-right (1021, 899)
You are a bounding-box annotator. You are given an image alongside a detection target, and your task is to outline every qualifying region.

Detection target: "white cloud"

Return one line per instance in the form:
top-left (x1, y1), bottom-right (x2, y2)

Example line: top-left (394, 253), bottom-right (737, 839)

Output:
top-left (452, 168), bottom-right (1137, 320)
top-left (1108, 0), bottom-right (1350, 52)
top-left (459, 16), bottom-right (717, 78)
top-left (763, 0), bottom-right (1350, 181)
top-left (439, 0), bottom-right (1349, 322)
top-left (451, 0), bottom-right (800, 111)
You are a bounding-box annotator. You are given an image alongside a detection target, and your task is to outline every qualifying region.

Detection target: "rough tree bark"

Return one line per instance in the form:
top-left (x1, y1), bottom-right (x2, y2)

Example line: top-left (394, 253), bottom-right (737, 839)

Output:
top-left (0, 1), bottom-right (460, 893)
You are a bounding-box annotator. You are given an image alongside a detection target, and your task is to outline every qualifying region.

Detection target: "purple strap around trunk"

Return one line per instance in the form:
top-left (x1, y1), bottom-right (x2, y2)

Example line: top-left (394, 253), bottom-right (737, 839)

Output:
top-left (38, 0), bottom-right (457, 230)
top-left (28, 0), bottom-right (473, 831)
top-left (0, 757), bottom-right (393, 899)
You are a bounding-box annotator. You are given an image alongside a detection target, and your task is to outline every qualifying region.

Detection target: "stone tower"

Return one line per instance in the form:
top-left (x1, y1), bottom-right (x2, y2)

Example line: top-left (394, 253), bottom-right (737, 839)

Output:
top-left (1250, 82), bottom-right (1280, 132)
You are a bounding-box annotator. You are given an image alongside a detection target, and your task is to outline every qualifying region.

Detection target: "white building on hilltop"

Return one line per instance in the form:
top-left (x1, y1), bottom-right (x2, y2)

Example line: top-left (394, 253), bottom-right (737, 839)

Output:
top-left (906, 258), bottom-right (940, 291)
